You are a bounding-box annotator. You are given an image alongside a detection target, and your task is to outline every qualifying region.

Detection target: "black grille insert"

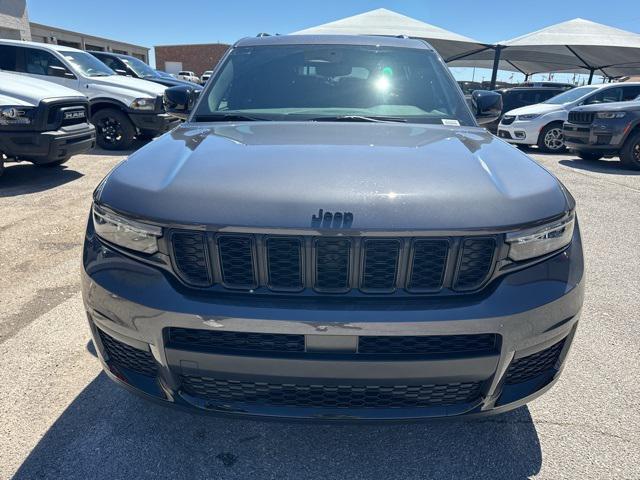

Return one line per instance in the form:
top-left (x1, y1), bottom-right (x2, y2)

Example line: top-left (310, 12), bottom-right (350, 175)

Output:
top-left (181, 376), bottom-right (483, 408)
top-left (361, 239), bottom-right (400, 291)
top-left (218, 235), bottom-right (256, 288)
top-left (315, 238), bottom-right (351, 292)
top-left (568, 111), bottom-right (595, 124)
top-left (359, 334), bottom-right (498, 355)
top-left (167, 327), bottom-right (305, 353)
top-left (266, 237), bottom-right (303, 291)
top-left (505, 339), bottom-right (566, 384)
top-left (171, 231), bottom-right (211, 286)
top-left (408, 239), bottom-right (449, 292)
top-left (98, 329), bottom-right (156, 376)
top-left (454, 237), bottom-right (496, 291)
top-left (501, 115), bottom-right (515, 125)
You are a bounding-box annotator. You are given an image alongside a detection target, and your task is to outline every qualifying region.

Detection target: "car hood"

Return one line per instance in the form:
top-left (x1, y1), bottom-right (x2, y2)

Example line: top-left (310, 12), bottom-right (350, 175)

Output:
top-left (570, 100), bottom-right (640, 113)
top-left (506, 103), bottom-right (563, 117)
top-left (147, 76), bottom-right (203, 89)
top-left (0, 72), bottom-right (86, 106)
top-left (99, 122), bottom-right (569, 230)
top-left (87, 75), bottom-right (166, 97)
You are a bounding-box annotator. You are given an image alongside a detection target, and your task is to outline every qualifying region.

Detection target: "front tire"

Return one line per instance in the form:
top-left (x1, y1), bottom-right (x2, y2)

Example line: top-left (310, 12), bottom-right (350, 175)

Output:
top-left (538, 123), bottom-right (566, 153)
top-left (577, 152), bottom-right (603, 161)
top-left (620, 131), bottom-right (640, 170)
top-left (93, 108), bottom-right (135, 150)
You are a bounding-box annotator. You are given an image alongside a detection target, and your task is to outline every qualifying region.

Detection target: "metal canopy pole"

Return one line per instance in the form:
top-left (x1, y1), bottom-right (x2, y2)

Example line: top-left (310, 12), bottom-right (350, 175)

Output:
top-left (588, 69), bottom-right (595, 84)
top-left (489, 46), bottom-right (503, 90)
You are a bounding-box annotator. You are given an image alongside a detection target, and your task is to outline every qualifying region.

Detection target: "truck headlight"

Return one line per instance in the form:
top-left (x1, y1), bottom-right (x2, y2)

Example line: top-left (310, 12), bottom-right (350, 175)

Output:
top-left (595, 111), bottom-right (626, 119)
top-left (93, 204), bottom-right (161, 254)
top-left (506, 212), bottom-right (575, 261)
top-left (517, 114), bottom-right (541, 120)
top-left (130, 97), bottom-right (156, 111)
top-left (0, 106), bottom-right (34, 126)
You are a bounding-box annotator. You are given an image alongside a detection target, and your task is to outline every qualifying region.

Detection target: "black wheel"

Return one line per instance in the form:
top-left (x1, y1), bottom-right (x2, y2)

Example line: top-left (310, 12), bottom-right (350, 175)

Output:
top-left (577, 152), bottom-right (603, 161)
top-left (619, 131), bottom-right (640, 170)
top-left (0, 159), bottom-right (4, 178)
top-left (537, 123), bottom-right (566, 153)
top-left (92, 108), bottom-right (135, 150)
top-left (36, 157), bottom-right (70, 167)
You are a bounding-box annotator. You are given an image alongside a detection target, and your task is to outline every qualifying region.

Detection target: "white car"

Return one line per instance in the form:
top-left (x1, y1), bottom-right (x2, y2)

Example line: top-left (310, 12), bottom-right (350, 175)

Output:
top-left (0, 40), bottom-right (180, 150)
top-left (177, 71), bottom-right (200, 84)
top-left (497, 82), bottom-right (640, 152)
top-left (201, 70), bottom-right (213, 84)
top-left (0, 72), bottom-right (95, 177)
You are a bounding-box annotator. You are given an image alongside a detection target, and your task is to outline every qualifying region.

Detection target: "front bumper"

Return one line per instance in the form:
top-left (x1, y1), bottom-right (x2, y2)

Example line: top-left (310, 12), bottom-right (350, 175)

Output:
top-left (0, 123), bottom-right (96, 164)
top-left (82, 227), bottom-right (584, 421)
top-left (128, 112), bottom-right (181, 135)
top-left (497, 119), bottom-right (545, 145)
top-left (563, 120), bottom-right (626, 153)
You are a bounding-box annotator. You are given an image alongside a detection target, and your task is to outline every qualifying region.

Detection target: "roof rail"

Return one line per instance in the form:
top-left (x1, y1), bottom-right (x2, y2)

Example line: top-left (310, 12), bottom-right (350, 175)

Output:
top-left (256, 32), bottom-right (271, 37)
top-left (395, 34), bottom-right (410, 39)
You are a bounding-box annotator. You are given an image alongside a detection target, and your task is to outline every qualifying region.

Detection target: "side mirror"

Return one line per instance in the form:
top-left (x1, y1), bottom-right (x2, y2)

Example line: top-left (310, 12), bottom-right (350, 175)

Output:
top-left (471, 90), bottom-right (503, 125)
top-left (114, 68), bottom-right (128, 76)
top-left (164, 85), bottom-right (199, 120)
top-left (47, 65), bottom-right (75, 79)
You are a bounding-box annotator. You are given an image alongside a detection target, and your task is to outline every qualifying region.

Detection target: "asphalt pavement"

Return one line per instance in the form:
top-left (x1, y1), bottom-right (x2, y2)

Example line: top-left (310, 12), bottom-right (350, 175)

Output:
top-left (0, 145), bottom-right (639, 479)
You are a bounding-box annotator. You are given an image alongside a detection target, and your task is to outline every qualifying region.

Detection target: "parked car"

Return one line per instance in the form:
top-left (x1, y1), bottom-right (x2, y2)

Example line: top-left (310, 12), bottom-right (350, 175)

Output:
top-left (497, 82), bottom-right (640, 152)
top-left (517, 81), bottom-right (575, 89)
top-left (563, 98), bottom-right (640, 169)
top-left (201, 70), bottom-right (213, 84)
top-left (88, 51), bottom-right (202, 90)
top-left (0, 39), bottom-right (179, 150)
top-left (84, 34), bottom-right (583, 421)
top-left (177, 71), bottom-right (200, 83)
top-left (0, 71), bottom-right (95, 177)
top-left (486, 86), bottom-right (572, 133)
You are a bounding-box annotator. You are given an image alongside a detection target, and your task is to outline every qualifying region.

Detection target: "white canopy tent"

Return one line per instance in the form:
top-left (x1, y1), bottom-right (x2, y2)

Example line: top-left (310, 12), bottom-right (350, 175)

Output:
top-left (293, 8), bottom-right (488, 62)
top-left (449, 18), bottom-right (640, 86)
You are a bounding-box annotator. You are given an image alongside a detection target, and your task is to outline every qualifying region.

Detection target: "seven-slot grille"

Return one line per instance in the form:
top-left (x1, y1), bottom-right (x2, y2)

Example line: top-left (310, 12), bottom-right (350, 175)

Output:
top-left (169, 232), bottom-right (497, 294)
top-left (568, 111), bottom-right (595, 124)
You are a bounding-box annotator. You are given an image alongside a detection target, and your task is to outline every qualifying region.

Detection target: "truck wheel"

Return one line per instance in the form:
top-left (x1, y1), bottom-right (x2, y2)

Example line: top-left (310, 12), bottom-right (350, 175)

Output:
top-left (577, 152), bottom-right (603, 161)
top-left (93, 109), bottom-right (135, 150)
top-left (619, 131), bottom-right (640, 170)
top-left (537, 123), bottom-right (566, 153)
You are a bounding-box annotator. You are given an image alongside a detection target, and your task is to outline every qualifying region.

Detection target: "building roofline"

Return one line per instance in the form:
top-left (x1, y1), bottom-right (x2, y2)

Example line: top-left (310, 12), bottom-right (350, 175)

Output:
top-left (154, 42), bottom-right (231, 48)
top-left (29, 22), bottom-right (149, 51)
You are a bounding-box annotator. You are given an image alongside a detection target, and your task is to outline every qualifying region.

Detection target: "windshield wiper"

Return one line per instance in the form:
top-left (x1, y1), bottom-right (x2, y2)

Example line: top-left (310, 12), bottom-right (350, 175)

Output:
top-left (193, 113), bottom-right (270, 122)
top-left (309, 115), bottom-right (408, 123)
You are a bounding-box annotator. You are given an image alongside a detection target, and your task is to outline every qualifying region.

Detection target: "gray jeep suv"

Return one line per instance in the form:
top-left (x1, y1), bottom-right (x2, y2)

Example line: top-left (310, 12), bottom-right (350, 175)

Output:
top-left (82, 35), bottom-right (584, 421)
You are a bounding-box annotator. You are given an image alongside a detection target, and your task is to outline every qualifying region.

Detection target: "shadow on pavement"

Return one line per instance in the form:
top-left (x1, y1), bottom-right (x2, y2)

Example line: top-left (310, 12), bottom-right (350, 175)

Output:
top-left (559, 158), bottom-right (640, 175)
top-left (0, 164), bottom-right (83, 198)
top-left (12, 374), bottom-right (542, 480)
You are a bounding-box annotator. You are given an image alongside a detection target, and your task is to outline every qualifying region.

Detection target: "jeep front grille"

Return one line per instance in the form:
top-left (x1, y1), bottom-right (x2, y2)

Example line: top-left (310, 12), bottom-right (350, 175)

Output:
top-left (169, 232), bottom-right (498, 295)
top-left (568, 111), bottom-right (595, 124)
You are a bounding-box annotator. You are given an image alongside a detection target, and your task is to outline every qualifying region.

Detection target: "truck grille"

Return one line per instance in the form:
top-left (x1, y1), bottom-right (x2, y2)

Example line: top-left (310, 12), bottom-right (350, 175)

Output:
top-left (166, 327), bottom-right (499, 357)
top-left (169, 232), bottom-right (497, 295)
top-left (181, 375), bottom-right (483, 408)
top-left (568, 111), bottom-right (595, 124)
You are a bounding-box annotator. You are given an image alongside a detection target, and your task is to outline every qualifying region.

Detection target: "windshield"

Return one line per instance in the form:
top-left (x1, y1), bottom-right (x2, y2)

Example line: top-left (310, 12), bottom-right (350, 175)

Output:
top-left (543, 86), bottom-right (598, 105)
top-left (62, 51), bottom-right (114, 77)
top-left (121, 56), bottom-right (157, 78)
top-left (194, 44), bottom-right (475, 125)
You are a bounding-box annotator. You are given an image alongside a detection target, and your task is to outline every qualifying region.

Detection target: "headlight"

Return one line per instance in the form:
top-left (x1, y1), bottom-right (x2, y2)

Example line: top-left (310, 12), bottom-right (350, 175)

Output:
top-left (517, 114), bottom-right (541, 121)
top-left (595, 111), bottom-right (626, 119)
top-left (130, 97), bottom-right (156, 111)
top-left (0, 106), bottom-right (34, 126)
top-left (506, 213), bottom-right (575, 261)
top-left (92, 204), bottom-right (161, 254)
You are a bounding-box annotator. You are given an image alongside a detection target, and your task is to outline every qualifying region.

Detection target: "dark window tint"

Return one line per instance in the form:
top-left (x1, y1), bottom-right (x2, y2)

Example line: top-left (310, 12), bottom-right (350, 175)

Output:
top-left (0, 45), bottom-right (18, 70)
top-left (98, 55), bottom-right (124, 71)
top-left (622, 86), bottom-right (640, 101)
top-left (584, 87), bottom-right (623, 105)
top-left (23, 47), bottom-right (67, 76)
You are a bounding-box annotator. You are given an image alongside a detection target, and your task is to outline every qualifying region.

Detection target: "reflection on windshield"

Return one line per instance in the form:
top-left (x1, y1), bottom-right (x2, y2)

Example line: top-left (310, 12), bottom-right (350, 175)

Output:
top-left (122, 57), bottom-right (157, 78)
top-left (195, 44), bottom-right (475, 125)
top-left (543, 86), bottom-right (598, 104)
top-left (63, 52), bottom-right (114, 77)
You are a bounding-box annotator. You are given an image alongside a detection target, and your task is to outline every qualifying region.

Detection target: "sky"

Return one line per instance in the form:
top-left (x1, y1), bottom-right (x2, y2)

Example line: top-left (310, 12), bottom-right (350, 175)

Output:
top-left (26, 0), bottom-right (640, 84)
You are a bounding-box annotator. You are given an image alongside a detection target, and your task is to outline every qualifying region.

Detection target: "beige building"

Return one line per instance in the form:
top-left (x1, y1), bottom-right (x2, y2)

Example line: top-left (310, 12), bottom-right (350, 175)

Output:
top-left (0, 0), bottom-right (31, 40)
top-left (0, 0), bottom-right (149, 62)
